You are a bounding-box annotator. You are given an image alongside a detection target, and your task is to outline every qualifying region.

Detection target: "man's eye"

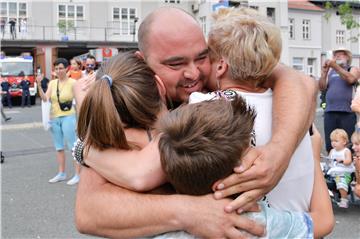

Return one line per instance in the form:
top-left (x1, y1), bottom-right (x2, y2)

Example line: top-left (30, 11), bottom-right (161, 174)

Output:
top-left (168, 63), bottom-right (183, 68)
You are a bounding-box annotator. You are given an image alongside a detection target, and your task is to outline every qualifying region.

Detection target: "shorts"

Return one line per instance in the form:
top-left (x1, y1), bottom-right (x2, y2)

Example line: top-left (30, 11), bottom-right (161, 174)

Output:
top-left (335, 173), bottom-right (352, 192)
top-left (50, 114), bottom-right (77, 151)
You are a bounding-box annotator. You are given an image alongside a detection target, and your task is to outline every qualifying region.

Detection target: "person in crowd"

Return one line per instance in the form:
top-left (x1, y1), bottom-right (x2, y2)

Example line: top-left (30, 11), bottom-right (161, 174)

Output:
top-left (327, 129), bottom-right (355, 208)
top-left (351, 83), bottom-right (360, 132)
top-left (1, 78), bottom-right (12, 108)
top-left (74, 7), bottom-right (317, 238)
top-left (67, 57), bottom-right (83, 80)
top-left (82, 55), bottom-right (96, 77)
top-left (0, 91), bottom-right (11, 122)
top-left (351, 131), bottom-right (360, 198)
top-left (319, 47), bottom-right (360, 152)
top-left (0, 18), bottom-right (5, 39)
top-left (36, 58), bottom-right (80, 185)
top-left (8, 18), bottom-right (16, 40)
top-left (19, 71), bottom-right (31, 107)
top-left (19, 18), bottom-right (27, 39)
top-left (40, 75), bottom-right (50, 93)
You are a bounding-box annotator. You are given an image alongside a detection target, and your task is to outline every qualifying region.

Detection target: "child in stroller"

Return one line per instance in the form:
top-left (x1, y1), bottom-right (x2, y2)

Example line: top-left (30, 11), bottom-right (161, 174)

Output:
top-left (323, 129), bottom-right (355, 208)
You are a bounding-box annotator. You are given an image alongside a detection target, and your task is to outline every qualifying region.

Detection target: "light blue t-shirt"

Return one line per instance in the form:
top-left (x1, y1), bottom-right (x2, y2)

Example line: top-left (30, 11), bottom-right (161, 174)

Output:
top-left (148, 201), bottom-right (313, 239)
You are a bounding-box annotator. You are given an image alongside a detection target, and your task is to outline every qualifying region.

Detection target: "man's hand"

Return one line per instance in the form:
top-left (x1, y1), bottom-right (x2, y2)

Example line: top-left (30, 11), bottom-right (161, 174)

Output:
top-left (182, 194), bottom-right (265, 238)
top-left (213, 144), bottom-right (288, 213)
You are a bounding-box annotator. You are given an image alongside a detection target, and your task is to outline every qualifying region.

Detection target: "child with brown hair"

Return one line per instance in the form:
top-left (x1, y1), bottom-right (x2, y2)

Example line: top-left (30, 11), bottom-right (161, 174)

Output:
top-left (327, 129), bottom-right (355, 208)
top-left (155, 96), bottom-right (314, 238)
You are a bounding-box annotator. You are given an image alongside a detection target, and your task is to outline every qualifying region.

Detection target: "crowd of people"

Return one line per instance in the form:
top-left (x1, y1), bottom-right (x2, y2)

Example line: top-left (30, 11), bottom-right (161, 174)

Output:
top-left (3, 5), bottom-right (360, 238)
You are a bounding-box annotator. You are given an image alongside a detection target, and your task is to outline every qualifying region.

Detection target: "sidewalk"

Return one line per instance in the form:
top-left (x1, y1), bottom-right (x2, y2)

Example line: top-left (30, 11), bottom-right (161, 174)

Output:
top-left (1, 104), bottom-right (99, 239)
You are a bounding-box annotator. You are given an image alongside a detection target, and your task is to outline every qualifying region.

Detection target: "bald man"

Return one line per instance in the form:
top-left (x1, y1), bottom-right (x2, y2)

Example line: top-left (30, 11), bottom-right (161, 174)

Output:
top-left (75, 7), bottom-right (317, 238)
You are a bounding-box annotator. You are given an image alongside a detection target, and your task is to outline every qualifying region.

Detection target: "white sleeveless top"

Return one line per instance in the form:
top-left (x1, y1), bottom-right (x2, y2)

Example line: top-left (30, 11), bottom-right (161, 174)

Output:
top-left (189, 90), bottom-right (314, 212)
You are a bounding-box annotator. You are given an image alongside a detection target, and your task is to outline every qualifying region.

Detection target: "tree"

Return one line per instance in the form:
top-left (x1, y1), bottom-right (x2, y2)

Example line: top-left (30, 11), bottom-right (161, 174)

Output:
top-left (324, 1), bottom-right (360, 42)
top-left (57, 19), bottom-right (74, 36)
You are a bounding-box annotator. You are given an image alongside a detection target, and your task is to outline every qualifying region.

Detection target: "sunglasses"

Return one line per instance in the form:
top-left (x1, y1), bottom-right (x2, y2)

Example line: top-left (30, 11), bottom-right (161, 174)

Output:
top-left (86, 64), bottom-right (95, 68)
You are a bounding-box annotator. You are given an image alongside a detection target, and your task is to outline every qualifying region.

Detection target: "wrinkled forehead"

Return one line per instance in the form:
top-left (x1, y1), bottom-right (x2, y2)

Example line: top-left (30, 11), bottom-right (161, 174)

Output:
top-left (334, 51), bottom-right (348, 57)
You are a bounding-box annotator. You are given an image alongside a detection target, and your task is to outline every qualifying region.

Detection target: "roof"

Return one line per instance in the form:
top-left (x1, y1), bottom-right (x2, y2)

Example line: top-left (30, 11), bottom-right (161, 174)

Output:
top-left (288, 0), bottom-right (324, 11)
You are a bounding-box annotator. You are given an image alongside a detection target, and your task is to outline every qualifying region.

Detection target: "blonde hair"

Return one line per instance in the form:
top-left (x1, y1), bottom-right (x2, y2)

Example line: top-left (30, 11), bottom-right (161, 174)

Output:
top-left (77, 51), bottom-right (163, 152)
top-left (351, 131), bottom-right (360, 144)
top-left (208, 7), bottom-right (282, 87)
top-left (330, 129), bottom-right (349, 143)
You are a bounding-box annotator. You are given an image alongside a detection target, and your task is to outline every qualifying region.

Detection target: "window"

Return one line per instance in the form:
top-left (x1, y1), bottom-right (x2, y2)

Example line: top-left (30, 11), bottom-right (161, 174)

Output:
top-left (200, 16), bottom-right (206, 35)
top-left (302, 19), bottom-right (310, 40)
top-left (58, 3), bottom-right (85, 33)
top-left (307, 58), bottom-right (316, 75)
top-left (19, 3), bottom-right (26, 17)
top-left (0, 2), bottom-right (7, 16)
top-left (336, 30), bottom-right (345, 44)
top-left (120, 8), bottom-right (137, 35)
top-left (292, 57), bottom-right (304, 72)
top-left (113, 7), bottom-right (120, 21)
top-left (250, 6), bottom-right (259, 10)
top-left (289, 18), bottom-right (295, 39)
top-left (76, 6), bottom-right (83, 19)
top-left (267, 7), bottom-right (275, 23)
top-left (165, 0), bottom-right (180, 3)
top-left (9, 2), bottom-right (17, 16)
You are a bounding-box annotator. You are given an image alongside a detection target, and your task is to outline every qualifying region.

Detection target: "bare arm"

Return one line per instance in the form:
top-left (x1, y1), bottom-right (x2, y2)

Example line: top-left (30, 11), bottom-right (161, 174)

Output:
top-left (213, 64), bottom-right (317, 211)
top-left (308, 124), bottom-right (334, 237)
top-left (85, 138), bottom-right (166, 192)
top-left (327, 60), bottom-right (360, 85)
top-left (319, 61), bottom-right (330, 91)
top-left (75, 167), bottom-right (265, 238)
top-left (72, 73), bottom-right (96, 112)
top-left (35, 74), bottom-right (51, 102)
top-left (351, 86), bottom-right (360, 113)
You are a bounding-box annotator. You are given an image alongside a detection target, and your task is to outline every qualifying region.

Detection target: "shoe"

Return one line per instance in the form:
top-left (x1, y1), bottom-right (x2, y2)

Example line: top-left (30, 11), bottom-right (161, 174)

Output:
top-left (66, 174), bottom-right (80, 185)
top-left (5, 117), bottom-right (11, 122)
top-left (338, 198), bottom-right (349, 208)
top-left (48, 172), bottom-right (66, 183)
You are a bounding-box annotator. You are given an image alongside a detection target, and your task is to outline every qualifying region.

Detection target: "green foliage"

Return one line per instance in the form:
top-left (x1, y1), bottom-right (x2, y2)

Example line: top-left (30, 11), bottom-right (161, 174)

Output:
top-left (324, 1), bottom-right (360, 41)
top-left (57, 19), bottom-right (74, 35)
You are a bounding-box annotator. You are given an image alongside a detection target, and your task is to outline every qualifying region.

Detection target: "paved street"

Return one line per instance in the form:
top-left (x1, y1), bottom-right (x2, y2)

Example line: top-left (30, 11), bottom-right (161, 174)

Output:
top-left (1, 99), bottom-right (360, 238)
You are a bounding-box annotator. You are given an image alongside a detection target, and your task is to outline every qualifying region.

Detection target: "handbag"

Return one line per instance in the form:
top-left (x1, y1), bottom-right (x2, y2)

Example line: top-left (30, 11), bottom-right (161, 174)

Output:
top-left (57, 80), bottom-right (73, 111)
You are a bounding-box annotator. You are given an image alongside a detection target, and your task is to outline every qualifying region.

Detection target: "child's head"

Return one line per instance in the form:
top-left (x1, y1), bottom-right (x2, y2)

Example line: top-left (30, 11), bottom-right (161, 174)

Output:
top-left (351, 131), bottom-right (360, 155)
top-left (207, 7), bottom-right (282, 89)
top-left (157, 96), bottom-right (256, 195)
top-left (330, 129), bottom-right (349, 150)
top-left (78, 51), bottom-right (164, 151)
top-left (70, 58), bottom-right (82, 71)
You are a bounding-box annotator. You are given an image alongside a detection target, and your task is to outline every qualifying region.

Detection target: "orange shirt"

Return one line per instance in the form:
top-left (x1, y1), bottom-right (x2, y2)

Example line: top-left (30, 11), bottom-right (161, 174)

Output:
top-left (69, 70), bottom-right (82, 80)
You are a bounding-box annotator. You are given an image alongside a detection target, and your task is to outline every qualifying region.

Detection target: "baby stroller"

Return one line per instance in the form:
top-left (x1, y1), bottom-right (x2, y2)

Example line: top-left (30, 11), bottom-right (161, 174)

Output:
top-left (321, 155), bottom-right (356, 205)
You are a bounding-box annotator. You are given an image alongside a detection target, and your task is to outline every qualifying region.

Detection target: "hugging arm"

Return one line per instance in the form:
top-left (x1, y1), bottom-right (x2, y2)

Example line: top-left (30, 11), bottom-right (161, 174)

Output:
top-left (75, 167), bottom-right (265, 238)
top-left (84, 138), bottom-right (166, 192)
top-left (214, 64), bottom-right (317, 211)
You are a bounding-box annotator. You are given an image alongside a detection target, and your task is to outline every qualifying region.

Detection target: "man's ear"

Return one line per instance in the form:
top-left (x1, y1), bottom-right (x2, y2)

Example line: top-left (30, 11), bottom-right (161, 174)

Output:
top-left (135, 51), bottom-right (145, 60)
top-left (154, 75), bottom-right (167, 102)
top-left (216, 58), bottom-right (228, 79)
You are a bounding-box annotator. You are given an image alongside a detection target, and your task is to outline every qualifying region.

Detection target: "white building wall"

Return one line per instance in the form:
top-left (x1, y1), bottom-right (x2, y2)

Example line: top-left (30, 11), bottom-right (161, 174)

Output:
top-left (288, 9), bottom-right (322, 77)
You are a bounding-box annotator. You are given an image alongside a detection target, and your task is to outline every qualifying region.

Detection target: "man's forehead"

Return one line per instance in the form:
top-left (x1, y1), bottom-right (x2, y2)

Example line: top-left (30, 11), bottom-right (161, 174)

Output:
top-left (161, 48), bottom-right (209, 63)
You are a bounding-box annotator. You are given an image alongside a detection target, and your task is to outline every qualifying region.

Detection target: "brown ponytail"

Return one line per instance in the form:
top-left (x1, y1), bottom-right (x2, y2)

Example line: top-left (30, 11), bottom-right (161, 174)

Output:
top-left (77, 51), bottom-right (163, 152)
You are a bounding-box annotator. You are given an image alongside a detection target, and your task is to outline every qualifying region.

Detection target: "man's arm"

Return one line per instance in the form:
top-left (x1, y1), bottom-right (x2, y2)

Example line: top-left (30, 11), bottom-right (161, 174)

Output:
top-left (213, 64), bottom-right (317, 212)
top-left (76, 167), bottom-right (265, 238)
top-left (327, 60), bottom-right (360, 85)
top-left (318, 62), bottom-right (329, 91)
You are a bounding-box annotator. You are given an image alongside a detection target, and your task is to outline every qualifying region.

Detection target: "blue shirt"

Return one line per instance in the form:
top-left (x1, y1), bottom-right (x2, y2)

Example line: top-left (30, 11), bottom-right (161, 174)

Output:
top-left (20, 79), bottom-right (30, 91)
top-left (1, 81), bottom-right (10, 91)
top-left (325, 67), bottom-right (354, 113)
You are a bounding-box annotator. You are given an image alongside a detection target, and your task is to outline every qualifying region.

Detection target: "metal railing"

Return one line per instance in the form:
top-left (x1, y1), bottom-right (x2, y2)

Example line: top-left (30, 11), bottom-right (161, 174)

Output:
top-left (1, 24), bottom-right (137, 42)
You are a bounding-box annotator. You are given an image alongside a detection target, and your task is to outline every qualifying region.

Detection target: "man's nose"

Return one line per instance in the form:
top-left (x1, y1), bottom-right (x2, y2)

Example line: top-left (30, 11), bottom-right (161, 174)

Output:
top-left (183, 62), bottom-right (200, 80)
